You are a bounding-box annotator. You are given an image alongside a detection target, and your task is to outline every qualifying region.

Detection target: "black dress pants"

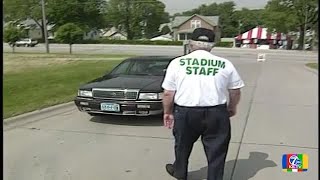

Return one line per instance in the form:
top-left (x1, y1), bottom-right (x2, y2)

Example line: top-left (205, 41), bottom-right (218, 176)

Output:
top-left (172, 104), bottom-right (231, 180)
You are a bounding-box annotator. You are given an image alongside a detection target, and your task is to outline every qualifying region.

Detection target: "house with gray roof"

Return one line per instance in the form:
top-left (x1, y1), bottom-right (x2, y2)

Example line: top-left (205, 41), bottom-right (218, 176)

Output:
top-left (18, 19), bottom-right (55, 39)
top-left (101, 27), bottom-right (127, 40)
top-left (169, 14), bottom-right (221, 42)
top-left (18, 19), bottom-right (101, 40)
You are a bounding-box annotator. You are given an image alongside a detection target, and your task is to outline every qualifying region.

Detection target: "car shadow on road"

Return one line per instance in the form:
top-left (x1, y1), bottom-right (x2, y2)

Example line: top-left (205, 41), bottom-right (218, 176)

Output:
top-left (89, 115), bottom-right (163, 126)
top-left (188, 152), bottom-right (277, 180)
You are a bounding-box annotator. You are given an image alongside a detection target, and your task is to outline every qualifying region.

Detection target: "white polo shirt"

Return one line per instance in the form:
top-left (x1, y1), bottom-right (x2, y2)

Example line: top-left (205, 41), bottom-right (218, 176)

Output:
top-left (162, 50), bottom-right (245, 107)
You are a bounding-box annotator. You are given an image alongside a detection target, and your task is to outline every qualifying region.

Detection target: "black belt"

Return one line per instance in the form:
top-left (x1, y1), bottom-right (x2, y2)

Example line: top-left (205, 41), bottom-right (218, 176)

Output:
top-left (174, 103), bottom-right (227, 109)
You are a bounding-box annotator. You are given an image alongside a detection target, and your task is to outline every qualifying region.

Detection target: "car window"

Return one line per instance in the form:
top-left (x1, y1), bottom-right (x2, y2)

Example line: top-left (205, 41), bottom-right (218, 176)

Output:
top-left (129, 61), bottom-right (151, 74)
top-left (128, 60), bottom-right (170, 75)
top-left (110, 61), bottom-right (131, 75)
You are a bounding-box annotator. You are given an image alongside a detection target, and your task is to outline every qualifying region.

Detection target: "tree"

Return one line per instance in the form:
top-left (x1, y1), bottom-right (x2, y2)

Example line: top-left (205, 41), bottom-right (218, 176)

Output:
top-left (262, 0), bottom-right (318, 50)
top-left (161, 25), bottom-right (171, 35)
top-left (47, 0), bottom-right (107, 31)
top-left (4, 0), bottom-right (107, 41)
top-left (313, 21), bottom-right (318, 49)
top-left (55, 23), bottom-right (84, 54)
top-left (3, 23), bottom-right (24, 53)
top-left (105, 0), bottom-right (169, 40)
top-left (4, 0), bottom-right (47, 41)
top-left (233, 8), bottom-right (264, 35)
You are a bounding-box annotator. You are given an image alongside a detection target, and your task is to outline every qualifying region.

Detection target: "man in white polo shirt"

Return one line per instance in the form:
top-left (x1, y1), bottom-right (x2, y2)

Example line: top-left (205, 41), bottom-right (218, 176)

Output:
top-left (162, 28), bottom-right (244, 180)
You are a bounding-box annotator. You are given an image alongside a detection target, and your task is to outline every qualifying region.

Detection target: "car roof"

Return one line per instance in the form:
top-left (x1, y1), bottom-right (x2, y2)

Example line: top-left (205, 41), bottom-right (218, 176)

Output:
top-left (125, 56), bottom-right (178, 62)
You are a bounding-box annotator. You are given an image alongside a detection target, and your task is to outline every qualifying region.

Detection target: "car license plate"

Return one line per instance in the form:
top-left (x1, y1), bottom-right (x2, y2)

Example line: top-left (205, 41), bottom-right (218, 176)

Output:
top-left (100, 103), bottom-right (120, 112)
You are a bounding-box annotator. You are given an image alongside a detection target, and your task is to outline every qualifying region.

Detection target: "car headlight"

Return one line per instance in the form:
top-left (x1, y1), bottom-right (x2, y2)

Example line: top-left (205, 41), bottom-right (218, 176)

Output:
top-left (139, 93), bottom-right (162, 100)
top-left (78, 90), bottom-right (93, 97)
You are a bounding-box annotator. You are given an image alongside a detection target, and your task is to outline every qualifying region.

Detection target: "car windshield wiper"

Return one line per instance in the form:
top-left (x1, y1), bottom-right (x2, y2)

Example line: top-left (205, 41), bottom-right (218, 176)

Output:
top-left (130, 73), bottom-right (153, 76)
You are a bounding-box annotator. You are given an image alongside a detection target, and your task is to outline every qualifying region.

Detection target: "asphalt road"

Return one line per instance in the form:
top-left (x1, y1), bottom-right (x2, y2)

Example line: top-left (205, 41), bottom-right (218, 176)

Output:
top-left (3, 43), bottom-right (318, 61)
top-left (4, 46), bottom-right (318, 180)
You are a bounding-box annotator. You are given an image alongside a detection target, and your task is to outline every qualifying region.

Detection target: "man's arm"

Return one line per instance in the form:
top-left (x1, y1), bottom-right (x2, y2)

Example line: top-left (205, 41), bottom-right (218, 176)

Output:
top-left (162, 90), bottom-right (175, 114)
top-left (228, 88), bottom-right (241, 117)
top-left (226, 62), bottom-right (244, 117)
top-left (162, 90), bottom-right (175, 129)
top-left (161, 60), bottom-right (177, 129)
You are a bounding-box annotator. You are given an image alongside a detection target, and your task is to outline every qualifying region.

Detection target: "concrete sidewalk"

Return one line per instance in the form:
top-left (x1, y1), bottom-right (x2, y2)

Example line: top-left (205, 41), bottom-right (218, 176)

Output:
top-left (231, 60), bottom-right (318, 180)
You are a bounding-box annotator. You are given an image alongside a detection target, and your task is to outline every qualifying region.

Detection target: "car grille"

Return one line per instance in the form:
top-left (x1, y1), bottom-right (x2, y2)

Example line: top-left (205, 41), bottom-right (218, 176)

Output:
top-left (92, 88), bottom-right (139, 100)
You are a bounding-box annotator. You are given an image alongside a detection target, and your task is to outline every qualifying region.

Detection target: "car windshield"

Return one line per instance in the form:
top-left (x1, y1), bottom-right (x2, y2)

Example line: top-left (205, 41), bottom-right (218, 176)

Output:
top-left (111, 59), bottom-right (171, 76)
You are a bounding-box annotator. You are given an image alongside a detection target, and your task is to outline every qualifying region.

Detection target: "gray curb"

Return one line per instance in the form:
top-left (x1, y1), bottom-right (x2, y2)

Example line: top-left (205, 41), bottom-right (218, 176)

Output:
top-left (3, 102), bottom-right (75, 126)
top-left (305, 65), bottom-right (318, 75)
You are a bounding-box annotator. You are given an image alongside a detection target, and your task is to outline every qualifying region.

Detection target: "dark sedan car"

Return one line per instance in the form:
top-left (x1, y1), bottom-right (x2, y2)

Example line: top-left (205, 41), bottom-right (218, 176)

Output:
top-left (74, 56), bottom-right (176, 116)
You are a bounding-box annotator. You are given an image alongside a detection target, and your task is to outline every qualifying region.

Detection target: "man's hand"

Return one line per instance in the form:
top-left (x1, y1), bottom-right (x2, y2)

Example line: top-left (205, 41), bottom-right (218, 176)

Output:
top-left (162, 90), bottom-right (175, 129)
top-left (163, 113), bottom-right (174, 129)
top-left (227, 106), bottom-right (237, 117)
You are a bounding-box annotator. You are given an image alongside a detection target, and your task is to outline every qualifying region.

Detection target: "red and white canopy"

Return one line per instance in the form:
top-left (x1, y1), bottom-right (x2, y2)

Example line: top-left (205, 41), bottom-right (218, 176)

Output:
top-left (235, 27), bottom-right (287, 40)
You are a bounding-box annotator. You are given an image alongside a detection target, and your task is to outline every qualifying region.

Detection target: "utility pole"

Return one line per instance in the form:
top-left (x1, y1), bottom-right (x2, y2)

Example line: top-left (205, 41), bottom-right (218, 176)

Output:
top-left (41, 0), bottom-right (50, 53)
top-left (303, 5), bottom-right (308, 50)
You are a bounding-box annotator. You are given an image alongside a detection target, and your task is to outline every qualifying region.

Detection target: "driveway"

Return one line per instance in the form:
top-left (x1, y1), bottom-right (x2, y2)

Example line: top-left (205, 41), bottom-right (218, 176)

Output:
top-left (4, 49), bottom-right (318, 180)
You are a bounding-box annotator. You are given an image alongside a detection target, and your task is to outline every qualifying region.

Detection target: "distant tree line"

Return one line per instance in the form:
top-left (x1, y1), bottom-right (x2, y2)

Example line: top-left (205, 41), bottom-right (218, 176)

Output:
top-left (3, 0), bottom-right (318, 49)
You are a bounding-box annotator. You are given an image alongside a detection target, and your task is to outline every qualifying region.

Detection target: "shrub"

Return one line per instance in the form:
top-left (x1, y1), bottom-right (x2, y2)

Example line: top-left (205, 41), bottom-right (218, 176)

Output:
top-left (39, 38), bottom-right (234, 47)
top-left (215, 42), bottom-right (233, 47)
top-left (3, 24), bottom-right (24, 52)
top-left (55, 23), bottom-right (84, 54)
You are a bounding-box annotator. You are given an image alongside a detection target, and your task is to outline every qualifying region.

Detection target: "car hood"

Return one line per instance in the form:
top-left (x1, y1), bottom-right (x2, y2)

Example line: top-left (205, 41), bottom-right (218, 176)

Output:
top-left (80, 75), bottom-right (164, 92)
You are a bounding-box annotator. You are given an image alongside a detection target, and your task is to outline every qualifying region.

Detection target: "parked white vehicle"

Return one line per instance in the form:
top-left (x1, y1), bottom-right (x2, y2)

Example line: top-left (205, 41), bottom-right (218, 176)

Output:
top-left (257, 45), bottom-right (270, 49)
top-left (14, 38), bottom-right (38, 47)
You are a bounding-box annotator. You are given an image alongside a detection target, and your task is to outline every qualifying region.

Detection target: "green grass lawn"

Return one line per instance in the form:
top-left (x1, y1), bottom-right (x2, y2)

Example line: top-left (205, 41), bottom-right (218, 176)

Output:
top-left (4, 53), bottom-right (132, 119)
top-left (306, 63), bottom-right (318, 70)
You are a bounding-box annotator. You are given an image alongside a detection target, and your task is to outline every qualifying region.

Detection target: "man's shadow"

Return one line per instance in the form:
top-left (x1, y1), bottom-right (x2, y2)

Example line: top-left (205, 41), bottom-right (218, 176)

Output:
top-left (89, 114), bottom-right (163, 126)
top-left (188, 152), bottom-right (277, 180)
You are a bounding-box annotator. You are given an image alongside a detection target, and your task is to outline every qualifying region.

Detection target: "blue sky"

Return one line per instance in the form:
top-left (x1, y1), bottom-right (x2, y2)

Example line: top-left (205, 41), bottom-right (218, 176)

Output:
top-left (159, 0), bottom-right (269, 15)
